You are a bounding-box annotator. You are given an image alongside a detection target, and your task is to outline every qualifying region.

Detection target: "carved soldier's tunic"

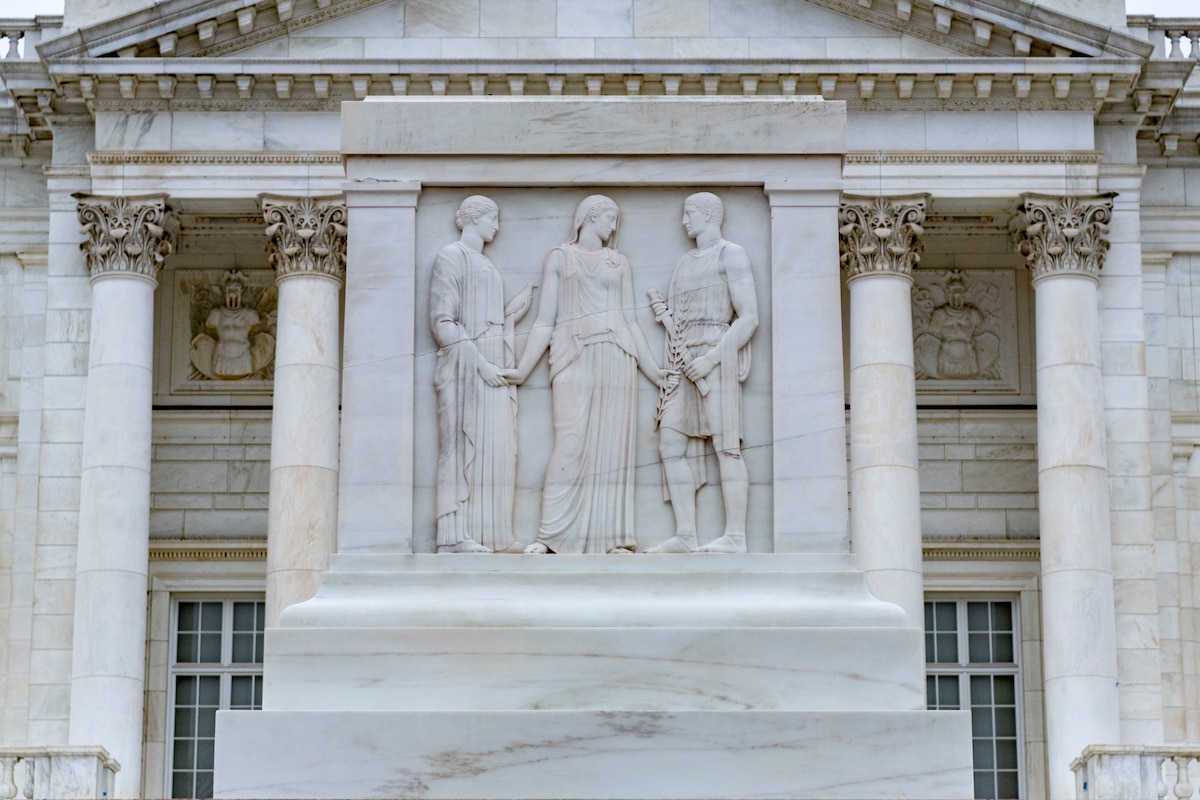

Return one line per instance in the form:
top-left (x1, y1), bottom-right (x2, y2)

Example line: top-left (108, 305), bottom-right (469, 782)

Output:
top-left (431, 241), bottom-right (518, 551)
top-left (658, 240), bottom-right (751, 454)
top-left (207, 305), bottom-right (260, 378)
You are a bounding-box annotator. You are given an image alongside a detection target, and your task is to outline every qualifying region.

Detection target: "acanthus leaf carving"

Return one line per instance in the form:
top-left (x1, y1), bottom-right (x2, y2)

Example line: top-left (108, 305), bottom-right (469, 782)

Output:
top-left (1013, 193), bottom-right (1115, 283)
top-left (838, 194), bottom-right (929, 280)
top-left (260, 195), bottom-right (348, 280)
top-left (76, 194), bottom-right (178, 281)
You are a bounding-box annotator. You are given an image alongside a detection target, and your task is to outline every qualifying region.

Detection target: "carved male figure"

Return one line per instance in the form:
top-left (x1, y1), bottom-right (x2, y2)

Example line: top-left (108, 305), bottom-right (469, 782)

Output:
top-left (189, 270), bottom-right (275, 380)
top-left (430, 196), bottom-right (532, 553)
top-left (913, 270), bottom-right (1000, 381)
top-left (649, 192), bottom-right (758, 554)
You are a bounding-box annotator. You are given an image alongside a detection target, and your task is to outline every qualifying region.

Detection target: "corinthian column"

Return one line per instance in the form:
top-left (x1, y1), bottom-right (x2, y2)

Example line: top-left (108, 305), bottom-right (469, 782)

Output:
top-left (839, 194), bottom-right (928, 627)
top-left (1016, 193), bottom-right (1120, 797)
top-left (261, 195), bottom-right (346, 627)
top-left (69, 195), bottom-right (176, 798)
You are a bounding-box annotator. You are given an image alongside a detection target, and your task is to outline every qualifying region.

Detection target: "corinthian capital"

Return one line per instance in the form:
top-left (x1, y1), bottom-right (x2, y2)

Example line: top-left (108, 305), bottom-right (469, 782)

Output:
top-left (1014, 193), bottom-right (1115, 284)
top-left (261, 195), bottom-right (347, 281)
top-left (839, 194), bottom-right (929, 281)
top-left (76, 194), bottom-right (178, 282)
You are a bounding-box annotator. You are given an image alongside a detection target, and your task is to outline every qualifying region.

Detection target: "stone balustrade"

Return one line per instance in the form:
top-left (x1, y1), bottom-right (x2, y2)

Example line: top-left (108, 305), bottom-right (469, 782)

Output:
top-left (1073, 746), bottom-right (1200, 800)
top-left (0, 17), bottom-right (64, 61)
top-left (0, 747), bottom-right (117, 800)
top-left (1129, 16), bottom-right (1200, 60)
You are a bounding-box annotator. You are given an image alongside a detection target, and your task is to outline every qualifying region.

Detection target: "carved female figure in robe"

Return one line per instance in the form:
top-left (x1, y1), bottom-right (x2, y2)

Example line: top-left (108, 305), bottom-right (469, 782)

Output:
top-left (431, 195), bottom-right (532, 553)
top-left (510, 195), bottom-right (668, 554)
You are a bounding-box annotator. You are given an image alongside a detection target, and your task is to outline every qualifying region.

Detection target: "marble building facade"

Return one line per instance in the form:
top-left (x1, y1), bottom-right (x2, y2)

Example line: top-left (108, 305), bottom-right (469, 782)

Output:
top-left (0, 0), bottom-right (1199, 798)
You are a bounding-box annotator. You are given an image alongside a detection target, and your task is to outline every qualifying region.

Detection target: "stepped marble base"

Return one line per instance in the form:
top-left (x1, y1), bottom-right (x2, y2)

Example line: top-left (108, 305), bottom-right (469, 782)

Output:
top-left (214, 554), bottom-right (972, 799)
top-left (215, 709), bottom-right (971, 799)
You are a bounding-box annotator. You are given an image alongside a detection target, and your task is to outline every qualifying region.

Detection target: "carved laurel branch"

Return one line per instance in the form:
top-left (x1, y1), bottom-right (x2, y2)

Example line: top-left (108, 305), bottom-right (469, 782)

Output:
top-left (260, 195), bottom-right (348, 280)
top-left (76, 194), bottom-right (178, 280)
top-left (838, 194), bottom-right (929, 280)
top-left (1013, 193), bottom-right (1114, 282)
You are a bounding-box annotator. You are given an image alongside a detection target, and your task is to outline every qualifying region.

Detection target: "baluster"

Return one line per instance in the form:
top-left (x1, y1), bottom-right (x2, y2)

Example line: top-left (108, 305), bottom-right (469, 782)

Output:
top-left (20, 758), bottom-right (31, 800)
top-left (1188, 32), bottom-right (1200, 60)
top-left (0, 757), bottom-right (16, 799)
top-left (2, 32), bottom-right (20, 60)
top-left (1168, 31), bottom-right (1184, 59)
top-left (1173, 755), bottom-right (1195, 799)
top-left (1160, 755), bottom-right (1173, 799)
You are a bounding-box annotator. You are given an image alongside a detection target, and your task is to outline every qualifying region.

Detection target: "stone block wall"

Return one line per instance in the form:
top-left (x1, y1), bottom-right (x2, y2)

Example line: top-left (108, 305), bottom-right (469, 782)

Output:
top-left (149, 412), bottom-right (271, 541)
top-left (918, 411), bottom-right (1039, 540)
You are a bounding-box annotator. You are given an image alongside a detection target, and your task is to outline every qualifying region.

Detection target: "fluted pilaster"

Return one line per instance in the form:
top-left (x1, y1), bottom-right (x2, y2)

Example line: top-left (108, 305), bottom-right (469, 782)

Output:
top-left (70, 194), bottom-right (176, 798)
top-left (839, 194), bottom-right (928, 628)
top-left (260, 194), bottom-right (346, 627)
top-left (1017, 192), bottom-right (1120, 798)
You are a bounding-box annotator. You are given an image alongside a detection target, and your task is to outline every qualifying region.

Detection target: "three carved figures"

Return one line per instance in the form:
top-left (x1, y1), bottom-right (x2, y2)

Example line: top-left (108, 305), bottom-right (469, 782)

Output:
top-left (432, 193), bottom-right (757, 555)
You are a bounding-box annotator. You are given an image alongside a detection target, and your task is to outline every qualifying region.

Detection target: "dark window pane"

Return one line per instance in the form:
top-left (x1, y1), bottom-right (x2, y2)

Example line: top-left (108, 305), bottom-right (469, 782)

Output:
top-left (995, 707), bottom-right (1018, 737)
top-left (993, 633), bottom-right (1014, 663)
top-left (973, 739), bottom-right (994, 769)
top-left (996, 739), bottom-right (1018, 770)
top-left (925, 632), bottom-right (936, 663)
top-left (997, 770), bottom-right (1020, 799)
top-left (171, 771), bottom-right (193, 799)
top-left (253, 676), bottom-right (262, 707)
top-left (201, 602), bottom-right (223, 632)
top-left (231, 676), bottom-right (253, 708)
top-left (198, 675), bottom-right (220, 707)
top-left (197, 739), bottom-right (215, 770)
top-left (967, 602), bottom-right (989, 633)
top-left (972, 708), bottom-right (993, 737)
top-left (935, 602), bottom-right (957, 631)
top-left (969, 632), bottom-right (991, 663)
top-left (992, 602), bottom-right (1013, 631)
top-left (175, 675), bottom-right (197, 704)
top-left (971, 675), bottom-right (993, 705)
top-left (199, 632), bottom-right (221, 663)
top-left (925, 602), bottom-right (935, 630)
top-left (232, 633), bottom-right (253, 664)
top-left (197, 706), bottom-right (217, 739)
top-left (936, 633), bottom-right (958, 663)
top-left (173, 739), bottom-right (194, 769)
top-left (974, 771), bottom-right (997, 800)
top-left (233, 602), bottom-right (256, 633)
top-left (178, 602), bottom-right (198, 632)
top-left (994, 676), bottom-right (1016, 705)
top-left (939, 675), bottom-right (960, 708)
top-left (195, 771), bottom-right (213, 800)
top-left (255, 632), bottom-right (264, 663)
top-left (176, 633), bottom-right (198, 664)
top-left (174, 707), bottom-right (195, 738)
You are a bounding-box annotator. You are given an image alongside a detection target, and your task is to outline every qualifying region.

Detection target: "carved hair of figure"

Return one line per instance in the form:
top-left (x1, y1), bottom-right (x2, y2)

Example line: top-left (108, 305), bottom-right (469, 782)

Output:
top-left (455, 195), bottom-right (499, 231)
top-left (569, 194), bottom-right (621, 246)
top-left (684, 191), bottom-right (725, 227)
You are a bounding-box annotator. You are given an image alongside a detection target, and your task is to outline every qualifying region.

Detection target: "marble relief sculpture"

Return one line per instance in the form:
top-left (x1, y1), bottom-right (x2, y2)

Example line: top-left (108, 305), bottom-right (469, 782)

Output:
top-left (431, 196), bottom-right (533, 554)
top-left (510, 195), bottom-right (668, 554)
top-left (647, 193), bottom-right (758, 554)
top-left (912, 270), bottom-right (1001, 380)
top-left (188, 270), bottom-right (277, 380)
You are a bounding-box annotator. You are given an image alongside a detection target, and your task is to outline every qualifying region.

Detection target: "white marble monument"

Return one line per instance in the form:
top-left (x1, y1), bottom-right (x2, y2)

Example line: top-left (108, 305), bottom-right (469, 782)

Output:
top-left (214, 95), bottom-right (972, 800)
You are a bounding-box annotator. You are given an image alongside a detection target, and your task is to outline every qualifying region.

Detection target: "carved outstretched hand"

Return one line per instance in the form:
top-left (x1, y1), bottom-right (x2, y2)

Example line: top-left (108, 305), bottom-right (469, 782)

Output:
top-left (659, 369), bottom-right (681, 391)
top-left (648, 289), bottom-right (669, 321)
top-left (684, 354), bottom-right (716, 382)
top-left (505, 282), bottom-right (536, 323)
top-left (478, 359), bottom-right (508, 387)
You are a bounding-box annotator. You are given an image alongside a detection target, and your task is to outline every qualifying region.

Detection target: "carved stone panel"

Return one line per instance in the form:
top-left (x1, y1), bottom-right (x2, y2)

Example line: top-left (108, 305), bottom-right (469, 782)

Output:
top-left (911, 269), bottom-right (1019, 394)
top-left (170, 268), bottom-right (277, 394)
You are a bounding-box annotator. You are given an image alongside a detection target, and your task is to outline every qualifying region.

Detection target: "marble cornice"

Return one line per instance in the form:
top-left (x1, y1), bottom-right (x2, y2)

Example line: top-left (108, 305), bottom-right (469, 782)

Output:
top-left (149, 546), bottom-right (267, 561)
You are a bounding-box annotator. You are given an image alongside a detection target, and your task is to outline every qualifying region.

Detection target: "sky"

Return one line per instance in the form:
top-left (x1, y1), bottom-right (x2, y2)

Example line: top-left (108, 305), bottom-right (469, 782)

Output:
top-left (0, 0), bottom-right (1195, 23)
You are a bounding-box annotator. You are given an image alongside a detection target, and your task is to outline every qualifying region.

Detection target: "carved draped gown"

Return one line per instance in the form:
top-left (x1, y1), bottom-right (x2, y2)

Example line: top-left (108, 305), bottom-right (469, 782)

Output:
top-left (537, 244), bottom-right (639, 554)
top-left (431, 241), bottom-right (518, 551)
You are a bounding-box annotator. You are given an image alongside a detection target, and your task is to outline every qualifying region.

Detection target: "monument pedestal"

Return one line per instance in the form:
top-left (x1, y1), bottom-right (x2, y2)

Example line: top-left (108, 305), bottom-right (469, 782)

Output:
top-left (215, 555), bottom-right (971, 799)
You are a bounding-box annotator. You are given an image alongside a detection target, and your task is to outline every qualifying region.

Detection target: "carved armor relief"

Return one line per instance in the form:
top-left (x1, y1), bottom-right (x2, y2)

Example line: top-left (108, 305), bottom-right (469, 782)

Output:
top-left (169, 268), bottom-right (278, 394)
top-left (911, 269), bottom-right (1020, 394)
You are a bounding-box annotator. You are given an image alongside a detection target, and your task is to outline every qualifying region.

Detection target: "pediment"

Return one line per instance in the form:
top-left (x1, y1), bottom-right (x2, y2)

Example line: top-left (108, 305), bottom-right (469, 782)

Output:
top-left (40, 0), bottom-right (1151, 63)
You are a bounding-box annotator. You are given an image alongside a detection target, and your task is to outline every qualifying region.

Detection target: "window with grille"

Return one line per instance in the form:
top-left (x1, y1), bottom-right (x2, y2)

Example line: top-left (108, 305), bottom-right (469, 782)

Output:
top-left (169, 598), bottom-right (265, 799)
top-left (925, 598), bottom-right (1022, 800)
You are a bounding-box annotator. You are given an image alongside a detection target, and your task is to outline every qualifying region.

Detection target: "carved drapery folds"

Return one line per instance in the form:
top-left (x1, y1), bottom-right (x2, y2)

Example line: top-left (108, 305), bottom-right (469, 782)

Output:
top-left (76, 194), bottom-right (178, 282)
top-left (838, 194), bottom-right (929, 281)
top-left (261, 195), bottom-right (348, 281)
top-left (1014, 193), bottom-right (1115, 283)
